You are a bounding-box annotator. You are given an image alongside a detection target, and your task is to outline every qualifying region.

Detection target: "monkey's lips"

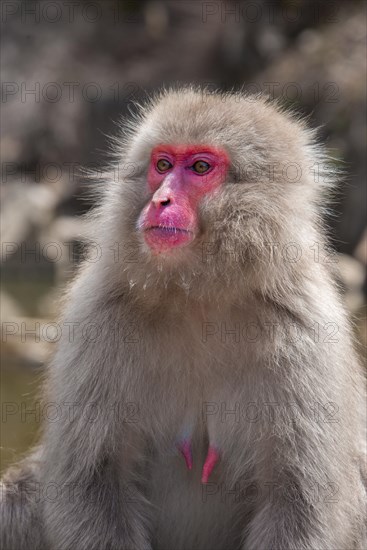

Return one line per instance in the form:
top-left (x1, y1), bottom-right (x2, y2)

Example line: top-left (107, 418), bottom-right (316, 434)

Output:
top-left (144, 225), bottom-right (195, 252)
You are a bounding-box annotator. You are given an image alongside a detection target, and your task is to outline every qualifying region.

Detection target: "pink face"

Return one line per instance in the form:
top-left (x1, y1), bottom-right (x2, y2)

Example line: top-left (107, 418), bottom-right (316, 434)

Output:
top-left (138, 144), bottom-right (229, 253)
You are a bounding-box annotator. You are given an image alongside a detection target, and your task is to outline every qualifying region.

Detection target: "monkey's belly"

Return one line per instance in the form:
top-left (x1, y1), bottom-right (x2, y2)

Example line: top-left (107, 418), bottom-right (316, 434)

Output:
top-left (149, 445), bottom-right (248, 550)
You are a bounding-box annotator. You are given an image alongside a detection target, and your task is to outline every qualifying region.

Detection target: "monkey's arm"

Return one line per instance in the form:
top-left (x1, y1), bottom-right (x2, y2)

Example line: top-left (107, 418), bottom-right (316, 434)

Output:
top-left (244, 310), bottom-right (366, 550)
top-left (0, 448), bottom-right (47, 550)
top-left (41, 278), bottom-right (152, 550)
top-left (43, 454), bottom-right (151, 550)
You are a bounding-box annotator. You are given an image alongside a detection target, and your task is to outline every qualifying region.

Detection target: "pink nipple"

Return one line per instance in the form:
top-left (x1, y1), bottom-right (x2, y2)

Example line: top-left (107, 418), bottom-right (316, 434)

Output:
top-left (201, 446), bottom-right (220, 483)
top-left (178, 439), bottom-right (193, 470)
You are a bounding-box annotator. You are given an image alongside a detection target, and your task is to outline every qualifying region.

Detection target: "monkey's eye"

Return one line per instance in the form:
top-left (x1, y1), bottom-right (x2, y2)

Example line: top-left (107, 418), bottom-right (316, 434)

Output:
top-left (156, 159), bottom-right (172, 172)
top-left (191, 160), bottom-right (211, 174)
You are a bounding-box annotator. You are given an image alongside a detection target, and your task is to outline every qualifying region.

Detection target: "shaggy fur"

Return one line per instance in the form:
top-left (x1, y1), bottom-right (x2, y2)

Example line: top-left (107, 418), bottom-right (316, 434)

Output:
top-left (1, 88), bottom-right (366, 549)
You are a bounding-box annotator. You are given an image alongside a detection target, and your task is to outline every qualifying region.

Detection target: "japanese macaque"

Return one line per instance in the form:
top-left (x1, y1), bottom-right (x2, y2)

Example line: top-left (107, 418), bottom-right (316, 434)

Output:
top-left (1, 88), bottom-right (366, 550)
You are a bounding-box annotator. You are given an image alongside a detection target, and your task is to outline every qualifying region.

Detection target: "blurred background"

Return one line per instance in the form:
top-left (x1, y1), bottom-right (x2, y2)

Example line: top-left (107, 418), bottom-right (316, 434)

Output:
top-left (1, 0), bottom-right (366, 473)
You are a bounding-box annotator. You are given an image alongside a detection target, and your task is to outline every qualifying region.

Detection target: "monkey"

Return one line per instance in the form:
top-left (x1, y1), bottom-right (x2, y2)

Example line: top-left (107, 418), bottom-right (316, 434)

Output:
top-left (1, 87), bottom-right (366, 550)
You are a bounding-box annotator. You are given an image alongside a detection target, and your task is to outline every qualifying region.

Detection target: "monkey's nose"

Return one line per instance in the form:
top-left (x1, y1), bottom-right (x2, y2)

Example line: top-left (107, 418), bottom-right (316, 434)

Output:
top-left (152, 196), bottom-right (171, 208)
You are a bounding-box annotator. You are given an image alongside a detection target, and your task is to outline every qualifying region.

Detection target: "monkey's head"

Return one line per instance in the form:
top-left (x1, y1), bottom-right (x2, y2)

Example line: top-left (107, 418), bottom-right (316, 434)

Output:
top-left (107, 88), bottom-right (332, 297)
top-left (137, 143), bottom-right (230, 254)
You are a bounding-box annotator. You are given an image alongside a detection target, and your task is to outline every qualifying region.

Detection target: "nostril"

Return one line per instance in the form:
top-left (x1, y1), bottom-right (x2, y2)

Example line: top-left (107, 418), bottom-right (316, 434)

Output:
top-left (160, 199), bottom-right (170, 207)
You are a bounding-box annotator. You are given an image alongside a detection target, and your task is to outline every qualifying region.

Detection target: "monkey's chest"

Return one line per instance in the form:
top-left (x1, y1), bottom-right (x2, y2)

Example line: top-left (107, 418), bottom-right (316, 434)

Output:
top-left (133, 373), bottom-right (255, 488)
top-left (148, 431), bottom-right (248, 550)
top-left (129, 328), bottom-right (255, 479)
top-left (127, 337), bottom-right (255, 548)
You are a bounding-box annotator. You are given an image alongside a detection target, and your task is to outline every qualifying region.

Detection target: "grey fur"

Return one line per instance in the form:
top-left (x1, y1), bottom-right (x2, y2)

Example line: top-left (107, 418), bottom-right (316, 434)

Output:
top-left (1, 88), bottom-right (366, 550)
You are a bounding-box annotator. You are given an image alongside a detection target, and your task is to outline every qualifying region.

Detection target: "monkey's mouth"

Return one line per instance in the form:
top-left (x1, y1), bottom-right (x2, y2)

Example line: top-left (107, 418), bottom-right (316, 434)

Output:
top-left (146, 226), bottom-right (192, 235)
top-left (144, 226), bottom-right (195, 252)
